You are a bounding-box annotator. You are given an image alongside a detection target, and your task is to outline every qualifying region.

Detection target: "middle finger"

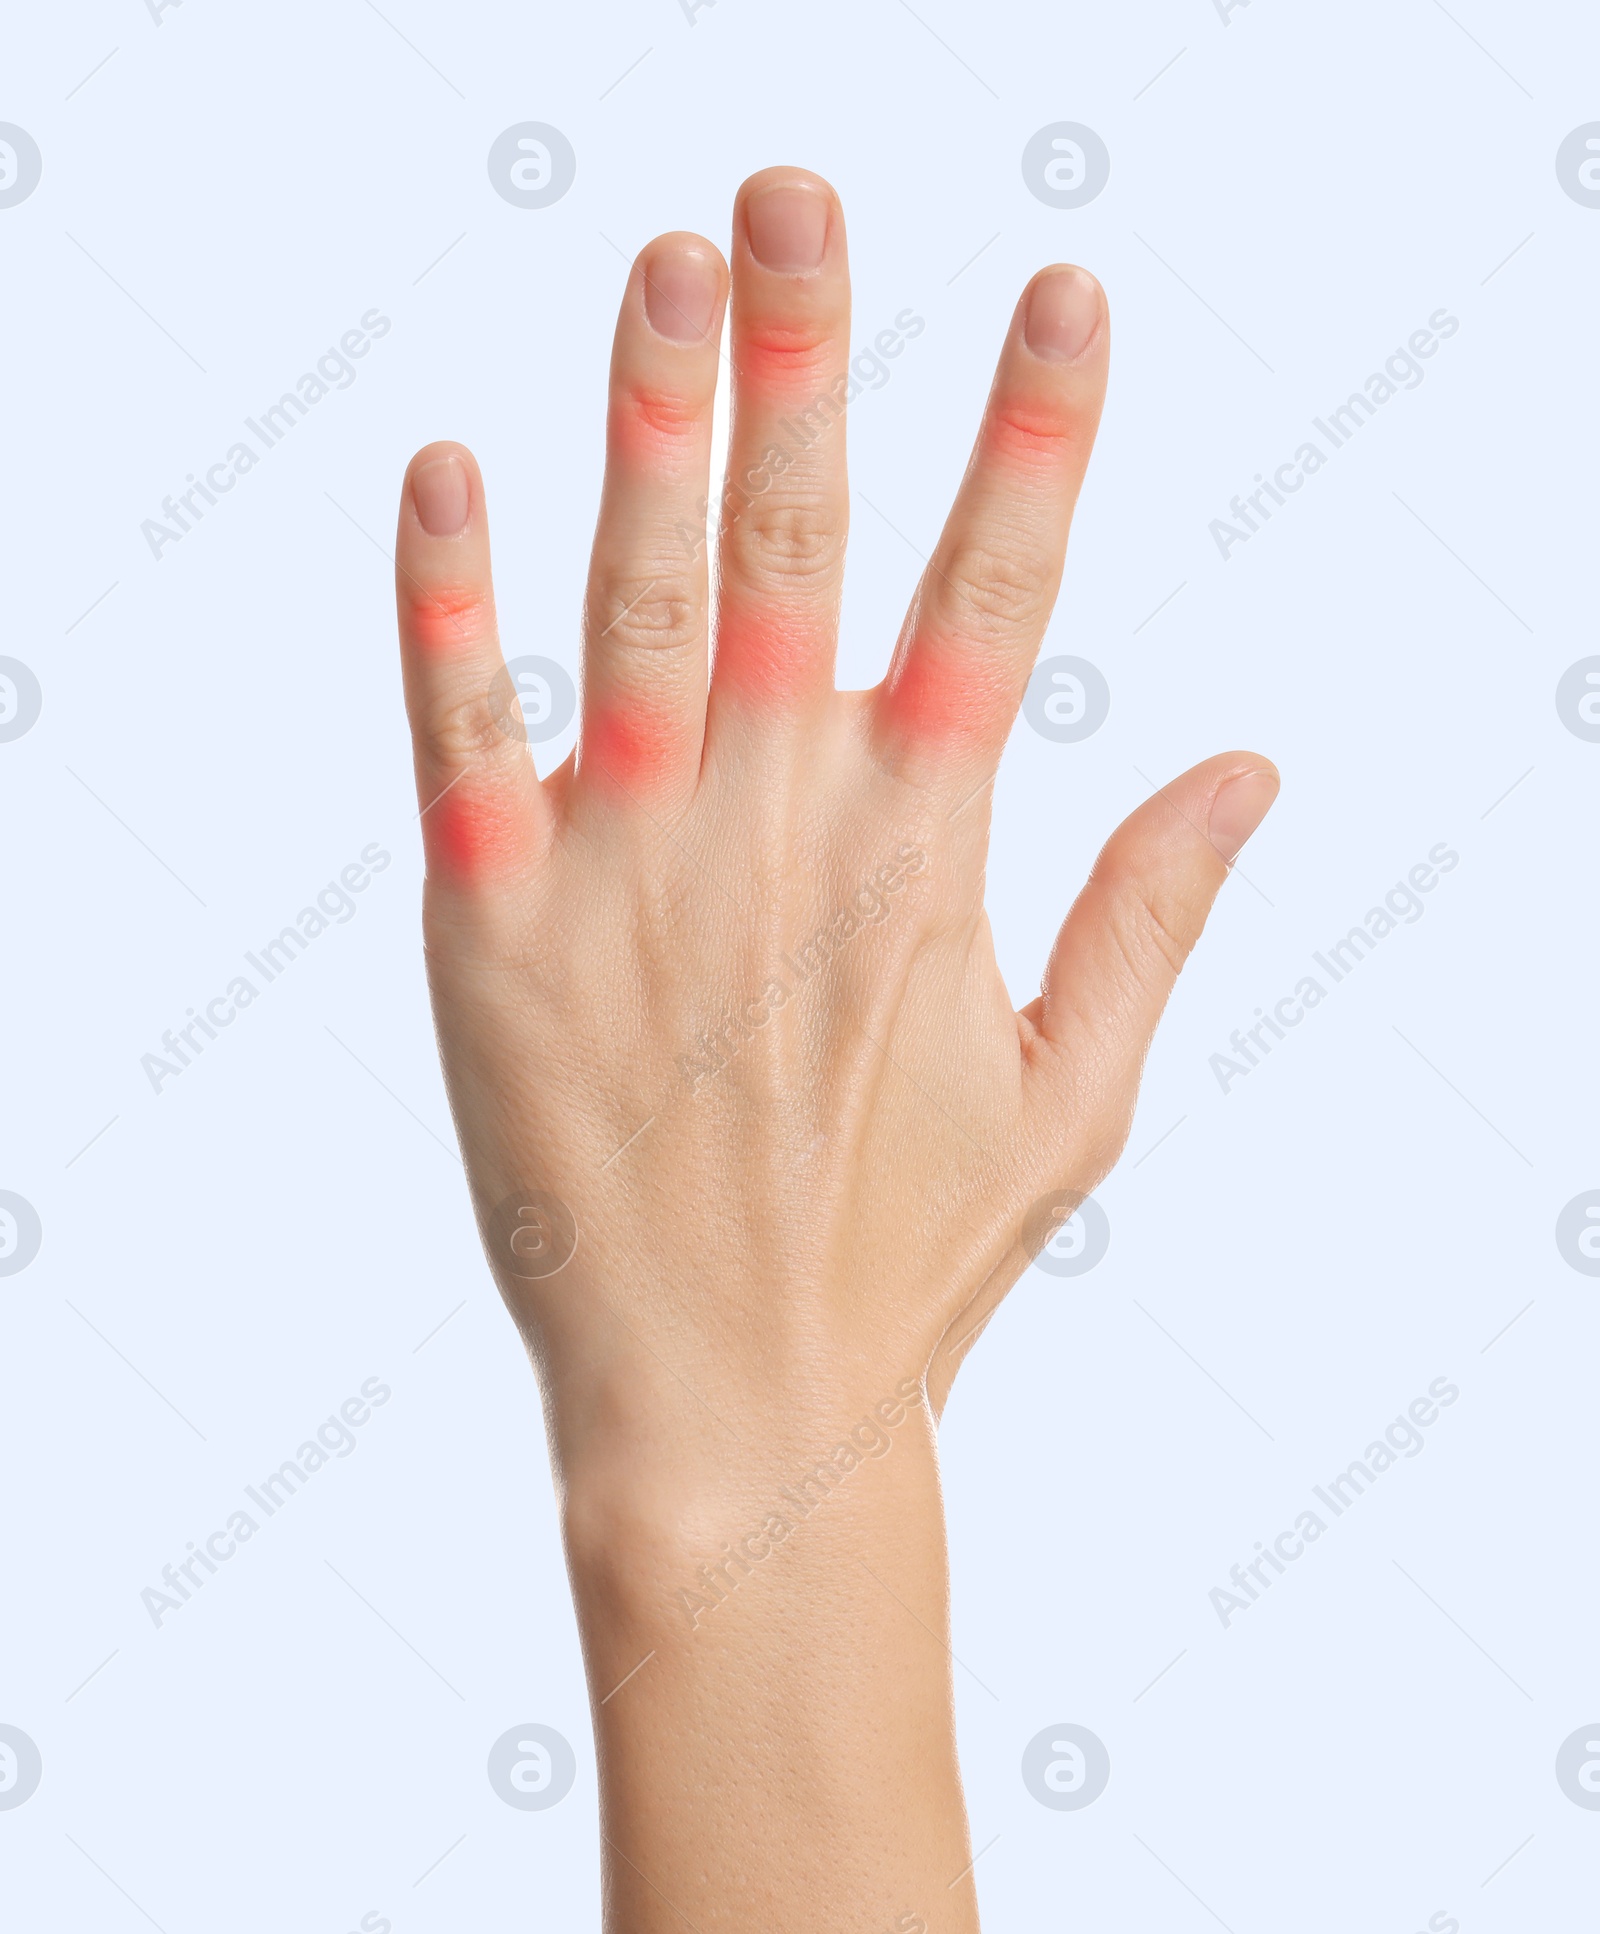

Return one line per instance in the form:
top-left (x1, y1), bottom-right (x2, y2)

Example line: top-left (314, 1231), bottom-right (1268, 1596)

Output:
top-left (709, 168), bottom-right (852, 734)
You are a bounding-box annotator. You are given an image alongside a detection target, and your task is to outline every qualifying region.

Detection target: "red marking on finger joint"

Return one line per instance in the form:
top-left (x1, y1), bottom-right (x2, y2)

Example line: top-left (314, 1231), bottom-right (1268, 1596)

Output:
top-left (580, 705), bottom-right (678, 792)
top-left (881, 645), bottom-right (1011, 747)
top-left (399, 579), bottom-right (496, 653)
top-left (711, 603), bottom-right (828, 706)
top-left (982, 401), bottom-right (1084, 468)
top-left (611, 386), bottom-right (705, 449)
top-left (734, 325), bottom-right (841, 396)
top-left (424, 785), bottom-right (527, 881)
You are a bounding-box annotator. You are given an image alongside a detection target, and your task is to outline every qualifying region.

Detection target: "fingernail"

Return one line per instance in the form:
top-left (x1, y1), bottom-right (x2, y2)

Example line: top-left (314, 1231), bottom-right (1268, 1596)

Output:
top-left (1024, 267), bottom-right (1102, 363)
top-left (412, 455), bottom-right (469, 536)
top-left (644, 245), bottom-right (720, 343)
top-left (744, 184), bottom-right (829, 272)
top-left (1207, 769), bottom-right (1280, 863)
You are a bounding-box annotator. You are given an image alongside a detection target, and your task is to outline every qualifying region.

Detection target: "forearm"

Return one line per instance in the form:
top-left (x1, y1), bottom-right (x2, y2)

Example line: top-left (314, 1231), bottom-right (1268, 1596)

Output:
top-left (561, 1381), bottom-right (974, 1934)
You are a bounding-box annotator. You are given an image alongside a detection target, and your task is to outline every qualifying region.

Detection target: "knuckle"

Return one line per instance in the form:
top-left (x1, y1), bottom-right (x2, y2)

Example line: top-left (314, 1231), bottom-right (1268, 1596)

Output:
top-left (399, 579), bottom-right (496, 651)
top-left (1108, 873), bottom-right (1195, 982)
top-left (985, 401), bottom-right (1080, 465)
top-left (613, 385), bottom-right (705, 445)
top-left (423, 684), bottom-right (517, 769)
top-left (588, 576), bottom-right (702, 657)
top-left (936, 540), bottom-right (1050, 637)
top-left (727, 497), bottom-right (843, 584)
top-left (738, 321), bottom-right (838, 380)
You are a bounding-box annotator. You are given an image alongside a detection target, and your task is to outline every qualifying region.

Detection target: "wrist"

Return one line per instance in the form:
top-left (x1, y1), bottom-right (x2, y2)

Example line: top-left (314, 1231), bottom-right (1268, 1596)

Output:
top-left (557, 1369), bottom-right (940, 1630)
top-left (548, 1363), bottom-right (975, 1933)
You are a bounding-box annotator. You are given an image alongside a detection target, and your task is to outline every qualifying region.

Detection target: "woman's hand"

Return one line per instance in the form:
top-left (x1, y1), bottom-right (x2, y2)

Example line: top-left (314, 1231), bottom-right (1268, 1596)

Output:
top-left (392, 166), bottom-right (1275, 1933)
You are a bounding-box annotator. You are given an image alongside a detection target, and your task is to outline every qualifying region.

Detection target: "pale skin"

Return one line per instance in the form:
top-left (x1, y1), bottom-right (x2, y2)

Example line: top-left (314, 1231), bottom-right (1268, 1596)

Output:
top-left (391, 167), bottom-right (1277, 1931)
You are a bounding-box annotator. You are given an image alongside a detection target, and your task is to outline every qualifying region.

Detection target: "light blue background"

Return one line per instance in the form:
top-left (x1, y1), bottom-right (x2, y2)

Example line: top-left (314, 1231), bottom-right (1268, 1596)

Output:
top-left (3, 1), bottom-right (1596, 1928)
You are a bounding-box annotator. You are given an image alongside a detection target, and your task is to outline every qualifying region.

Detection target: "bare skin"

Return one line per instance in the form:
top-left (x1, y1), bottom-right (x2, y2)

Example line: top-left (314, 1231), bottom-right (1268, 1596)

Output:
top-left (391, 166), bottom-right (1277, 1932)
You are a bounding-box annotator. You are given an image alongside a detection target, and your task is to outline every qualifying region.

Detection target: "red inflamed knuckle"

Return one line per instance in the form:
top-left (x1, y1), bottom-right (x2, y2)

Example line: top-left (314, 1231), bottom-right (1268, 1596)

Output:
top-left (984, 401), bottom-right (1081, 466)
top-left (738, 321), bottom-right (837, 384)
top-left (400, 578), bottom-right (496, 650)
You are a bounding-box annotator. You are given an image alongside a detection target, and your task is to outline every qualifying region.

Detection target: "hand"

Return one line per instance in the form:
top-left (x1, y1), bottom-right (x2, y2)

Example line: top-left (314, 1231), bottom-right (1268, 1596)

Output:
top-left (392, 166), bottom-right (1275, 1932)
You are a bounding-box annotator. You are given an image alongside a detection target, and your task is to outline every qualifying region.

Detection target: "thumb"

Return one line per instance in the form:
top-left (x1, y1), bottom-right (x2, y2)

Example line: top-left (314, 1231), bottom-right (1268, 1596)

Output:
top-left (1026, 752), bottom-right (1278, 1122)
